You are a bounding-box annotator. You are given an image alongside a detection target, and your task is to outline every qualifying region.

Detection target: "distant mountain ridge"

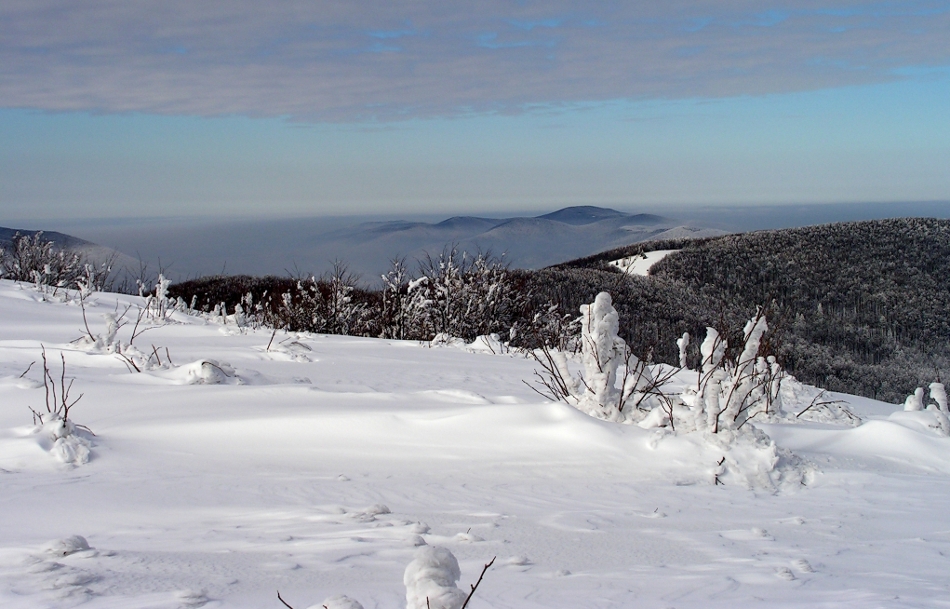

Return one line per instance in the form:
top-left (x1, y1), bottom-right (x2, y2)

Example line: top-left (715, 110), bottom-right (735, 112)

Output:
top-left (2, 206), bottom-right (724, 283)
top-left (312, 205), bottom-right (723, 278)
top-left (0, 227), bottom-right (92, 250)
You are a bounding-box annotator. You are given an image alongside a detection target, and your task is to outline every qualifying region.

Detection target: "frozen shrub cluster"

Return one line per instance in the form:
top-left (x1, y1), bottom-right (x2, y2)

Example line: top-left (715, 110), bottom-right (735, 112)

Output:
top-left (529, 291), bottom-right (859, 435)
top-left (897, 381), bottom-right (950, 436)
top-left (170, 249), bottom-right (542, 345)
top-left (527, 291), bottom-right (828, 488)
top-left (0, 231), bottom-right (113, 294)
top-left (530, 291), bottom-right (860, 433)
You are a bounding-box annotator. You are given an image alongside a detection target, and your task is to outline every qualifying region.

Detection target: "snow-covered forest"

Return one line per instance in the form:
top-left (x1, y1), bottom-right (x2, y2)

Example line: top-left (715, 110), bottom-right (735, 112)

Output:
top-left (553, 218), bottom-right (950, 402)
top-left (2, 228), bottom-right (950, 608)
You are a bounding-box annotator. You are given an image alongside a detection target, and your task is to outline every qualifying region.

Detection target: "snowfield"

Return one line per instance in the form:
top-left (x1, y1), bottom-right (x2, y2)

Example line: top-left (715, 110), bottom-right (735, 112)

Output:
top-left (2, 280), bottom-right (950, 608)
top-left (610, 250), bottom-right (679, 276)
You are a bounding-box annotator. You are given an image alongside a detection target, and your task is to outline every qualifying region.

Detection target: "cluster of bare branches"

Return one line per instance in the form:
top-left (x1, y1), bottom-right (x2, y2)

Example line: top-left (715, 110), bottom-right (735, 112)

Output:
top-left (27, 346), bottom-right (84, 427)
top-left (75, 283), bottom-right (174, 374)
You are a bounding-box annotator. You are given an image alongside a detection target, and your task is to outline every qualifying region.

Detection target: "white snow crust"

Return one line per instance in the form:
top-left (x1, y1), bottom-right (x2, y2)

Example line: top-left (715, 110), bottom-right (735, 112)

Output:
top-left (2, 279), bottom-right (950, 608)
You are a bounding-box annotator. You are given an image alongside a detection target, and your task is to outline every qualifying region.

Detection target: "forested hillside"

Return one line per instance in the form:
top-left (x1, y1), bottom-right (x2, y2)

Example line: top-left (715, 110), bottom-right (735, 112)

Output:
top-left (554, 218), bottom-right (950, 402)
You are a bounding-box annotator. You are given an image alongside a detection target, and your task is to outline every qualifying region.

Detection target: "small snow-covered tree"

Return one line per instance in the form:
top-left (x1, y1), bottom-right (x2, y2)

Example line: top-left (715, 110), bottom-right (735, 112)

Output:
top-left (931, 381), bottom-right (949, 413)
top-left (379, 257), bottom-right (413, 340)
top-left (527, 292), bottom-right (666, 422)
top-left (412, 247), bottom-right (525, 342)
top-left (321, 261), bottom-right (368, 336)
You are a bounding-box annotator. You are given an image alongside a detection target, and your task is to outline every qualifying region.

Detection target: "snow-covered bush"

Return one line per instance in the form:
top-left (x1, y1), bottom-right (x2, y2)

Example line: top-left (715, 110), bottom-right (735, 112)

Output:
top-left (321, 262), bottom-right (371, 336)
top-left (895, 382), bottom-right (950, 436)
top-left (25, 348), bottom-right (94, 466)
top-left (0, 231), bottom-right (113, 294)
top-left (525, 292), bottom-right (829, 488)
top-left (1, 231), bottom-right (83, 288)
top-left (404, 546), bottom-right (468, 609)
top-left (515, 302), bottom-right (580, 352)
top-left (689, 311), bottom-right (774, 433)
top-left (902, 382), bottom-right (949, 415)
top-left (411, 248), bottom-right (526, 342)
top-left (527, 292), bottom-right (673, 423)
top-left (931, 381), bottom-right (949, 413)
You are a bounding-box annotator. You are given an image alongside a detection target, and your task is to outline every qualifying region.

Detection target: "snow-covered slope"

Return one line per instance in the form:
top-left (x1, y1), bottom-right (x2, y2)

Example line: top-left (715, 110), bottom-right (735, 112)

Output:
top-left (610, 250), bottom-right (679, 276)
top-left (2, 280), bottom-right (950, 608)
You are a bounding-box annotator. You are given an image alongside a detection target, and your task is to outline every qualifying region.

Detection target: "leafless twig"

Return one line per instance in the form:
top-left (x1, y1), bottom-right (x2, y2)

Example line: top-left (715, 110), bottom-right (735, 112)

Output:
top-left (460, 556), bottom-right (496, 609)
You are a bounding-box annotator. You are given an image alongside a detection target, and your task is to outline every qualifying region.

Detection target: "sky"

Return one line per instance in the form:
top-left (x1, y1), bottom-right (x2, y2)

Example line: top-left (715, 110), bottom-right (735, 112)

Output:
top-left (2, 0), bottom-right (950, 222)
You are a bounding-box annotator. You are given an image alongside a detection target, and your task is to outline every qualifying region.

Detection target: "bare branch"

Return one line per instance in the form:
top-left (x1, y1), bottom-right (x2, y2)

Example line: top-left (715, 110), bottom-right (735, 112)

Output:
top-left (276, 591), bottom-right (296, 609)
top-left (460, 556), bottom-right (496, 609)
top-left (18, 361), bottom-right (34, 379)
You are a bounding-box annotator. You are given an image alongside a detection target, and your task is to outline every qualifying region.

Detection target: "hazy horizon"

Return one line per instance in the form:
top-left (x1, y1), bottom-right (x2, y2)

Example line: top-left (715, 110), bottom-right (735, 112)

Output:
top-left (5, 200), bottom-right (949, 283)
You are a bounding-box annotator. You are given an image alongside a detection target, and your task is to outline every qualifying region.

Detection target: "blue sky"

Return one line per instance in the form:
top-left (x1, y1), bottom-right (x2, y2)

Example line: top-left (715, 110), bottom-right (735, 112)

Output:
top-left (2, 1), bottom-right (949, 221)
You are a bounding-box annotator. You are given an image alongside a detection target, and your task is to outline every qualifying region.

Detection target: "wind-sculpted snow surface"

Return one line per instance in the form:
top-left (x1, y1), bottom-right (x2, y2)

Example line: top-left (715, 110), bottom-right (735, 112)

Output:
top-left (2, 279), bottom-right (950, 607)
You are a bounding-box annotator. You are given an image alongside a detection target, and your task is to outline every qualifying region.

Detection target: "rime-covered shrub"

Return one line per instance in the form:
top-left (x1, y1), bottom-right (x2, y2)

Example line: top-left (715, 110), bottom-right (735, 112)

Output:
top-left (1, 231), bottom-right (83, 287)
top-left (409, 248), bottom-right (528, 342)
top-left (404, 546), bottom-right (467, 609)
top-left (529, 292), bottom-right (821, 433)
top-left (1, 231), bottom-right (114, 293)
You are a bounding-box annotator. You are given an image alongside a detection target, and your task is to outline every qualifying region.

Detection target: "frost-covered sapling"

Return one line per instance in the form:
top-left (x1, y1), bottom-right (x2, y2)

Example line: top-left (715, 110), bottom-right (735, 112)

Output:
top-left (526, 292), bottom-right (672, 423)
top-left (930, 381), bottom-right (949, 413)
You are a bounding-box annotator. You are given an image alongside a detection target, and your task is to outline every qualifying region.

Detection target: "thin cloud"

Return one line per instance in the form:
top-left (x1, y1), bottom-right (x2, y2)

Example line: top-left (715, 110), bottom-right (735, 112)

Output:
top-left (1, 0), bottom-right (948, 121)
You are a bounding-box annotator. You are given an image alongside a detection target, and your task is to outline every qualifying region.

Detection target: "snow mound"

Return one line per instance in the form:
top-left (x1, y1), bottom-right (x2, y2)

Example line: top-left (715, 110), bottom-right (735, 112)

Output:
top-left (429, 333), bottom-right (512, 355)
top-left (0, 374), bottom-right (43, 390)
top-left (44, 535), bottom-right (91, 557)
top-left (347, 504), bottom-right (392, 523)
top-left (773, 375), bottom-right (861, 426)
top-left (34, 418), bottom-right (93, 466)
top-left (888, 410), bottom-right (950, 437)
top-left (155, 359), bottom-right (242, 385)
top-left (707, 427), bottom-right (809, 490)
top-left (312, 595), bottom-right (364, 609)
top-left (404, 546), bottom-right (467, 609)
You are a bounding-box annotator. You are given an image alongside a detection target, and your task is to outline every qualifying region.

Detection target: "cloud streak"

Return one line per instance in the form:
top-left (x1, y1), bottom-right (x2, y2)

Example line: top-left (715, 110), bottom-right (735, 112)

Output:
top-left (1, 0), bottom-right (949, 121)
